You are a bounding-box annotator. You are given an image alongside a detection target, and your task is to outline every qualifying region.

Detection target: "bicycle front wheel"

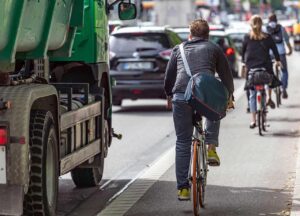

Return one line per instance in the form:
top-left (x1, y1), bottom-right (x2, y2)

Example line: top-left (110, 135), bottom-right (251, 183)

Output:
top-left (192, 141), bottom-right (205, 216)
top-left (275, 87), bottom-right (281, 108)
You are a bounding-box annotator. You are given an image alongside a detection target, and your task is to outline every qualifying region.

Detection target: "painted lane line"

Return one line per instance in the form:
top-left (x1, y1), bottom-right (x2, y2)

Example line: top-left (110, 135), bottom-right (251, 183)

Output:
top-left (290, 134), bottom-right (300, 216)
top-left (97, 147), bottom-right (175, 216)
top-left (234, 81), bottom-right (245, 102)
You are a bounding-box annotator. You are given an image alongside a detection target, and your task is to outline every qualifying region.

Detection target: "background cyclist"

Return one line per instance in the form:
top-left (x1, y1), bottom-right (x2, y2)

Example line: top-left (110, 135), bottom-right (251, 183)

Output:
top-left (266, 13), bottom-right (293, 99)
top-left (242, 15), bottom-right (281, 129)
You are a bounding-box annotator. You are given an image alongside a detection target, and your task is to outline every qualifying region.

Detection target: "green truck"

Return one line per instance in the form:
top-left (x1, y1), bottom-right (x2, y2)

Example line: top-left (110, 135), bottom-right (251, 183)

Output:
top-left (0, 1), bottom-right (136, 215)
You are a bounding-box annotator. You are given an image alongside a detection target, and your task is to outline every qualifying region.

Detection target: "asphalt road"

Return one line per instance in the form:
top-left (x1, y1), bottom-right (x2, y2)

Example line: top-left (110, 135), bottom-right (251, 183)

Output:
top-left (57, 53), bottom-right (300, 216)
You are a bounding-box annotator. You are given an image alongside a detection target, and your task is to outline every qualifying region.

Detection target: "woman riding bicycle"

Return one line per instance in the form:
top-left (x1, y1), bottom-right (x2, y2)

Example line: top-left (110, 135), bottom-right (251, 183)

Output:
top-left (242, 15), bottom-right (281, 129)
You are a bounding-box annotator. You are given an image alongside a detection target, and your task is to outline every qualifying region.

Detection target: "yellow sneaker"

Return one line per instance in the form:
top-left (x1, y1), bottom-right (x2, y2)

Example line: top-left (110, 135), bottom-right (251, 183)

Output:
top-left (177, 188), bottom-right (190, 201)
top-left (207, 149), bottom-right (220, 166)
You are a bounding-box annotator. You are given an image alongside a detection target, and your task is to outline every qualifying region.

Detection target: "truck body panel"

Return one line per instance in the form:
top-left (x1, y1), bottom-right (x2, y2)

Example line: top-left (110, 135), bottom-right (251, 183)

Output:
top-left (0, 0), bottom-right (82, 62)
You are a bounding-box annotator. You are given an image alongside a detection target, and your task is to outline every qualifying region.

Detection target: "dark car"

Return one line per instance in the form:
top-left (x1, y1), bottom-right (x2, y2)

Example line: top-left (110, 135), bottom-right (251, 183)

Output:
top-left (209, 31), bottom-right (240, 77)
top-left (109, 26), bottom-right (182, 106)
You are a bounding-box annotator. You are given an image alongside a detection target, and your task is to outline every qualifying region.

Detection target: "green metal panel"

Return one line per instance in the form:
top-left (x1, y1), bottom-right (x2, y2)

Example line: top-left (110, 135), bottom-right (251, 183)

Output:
top-left (0, 0), bottom-right (26, 61)
top-left (0, 0), bottom-right (108, 64)
top-left (50, 0), bottom-right (109, 63)
top-left (0, 0), bottom-right (77, 62)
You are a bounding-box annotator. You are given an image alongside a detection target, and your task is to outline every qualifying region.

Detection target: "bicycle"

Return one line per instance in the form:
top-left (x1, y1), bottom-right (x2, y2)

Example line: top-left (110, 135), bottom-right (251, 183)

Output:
top-left (188, 113), bottom-right (208, 216)
top-left (274, 64), bottom-right (282, 108)
top-left (255, 85), bottom-right (268, 136)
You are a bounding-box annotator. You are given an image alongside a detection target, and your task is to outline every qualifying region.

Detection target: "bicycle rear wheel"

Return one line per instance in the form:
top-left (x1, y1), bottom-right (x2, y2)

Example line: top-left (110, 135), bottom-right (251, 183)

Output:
top-left (262, 109), bottom-right (267, 132)
top-left (275, 87), bottom-right (281, 108)
top-left (258, 111), bottom-right (263, 136)
top-left (192, 141), bottom-right (205, 216)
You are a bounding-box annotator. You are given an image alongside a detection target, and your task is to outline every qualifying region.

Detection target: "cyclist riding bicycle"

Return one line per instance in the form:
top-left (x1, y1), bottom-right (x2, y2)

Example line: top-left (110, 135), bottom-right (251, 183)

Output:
top-left (242, 15), bottom-right (281, 129)
top-left (266, 13), bottom-right (292, 99)
top-left (164, 19), bottom-right (234, 201)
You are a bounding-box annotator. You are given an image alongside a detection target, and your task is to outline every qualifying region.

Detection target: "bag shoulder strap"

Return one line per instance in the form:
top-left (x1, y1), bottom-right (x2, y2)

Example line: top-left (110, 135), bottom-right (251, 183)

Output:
top-left (179, 43), bottom-right (192, 77)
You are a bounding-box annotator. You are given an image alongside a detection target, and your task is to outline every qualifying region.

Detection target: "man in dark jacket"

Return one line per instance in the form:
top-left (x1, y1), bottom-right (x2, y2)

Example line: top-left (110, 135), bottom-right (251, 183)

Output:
top-left (164, 19), bottom-right (234, 201)
top-left (266, 13), bottom-right (292, 98)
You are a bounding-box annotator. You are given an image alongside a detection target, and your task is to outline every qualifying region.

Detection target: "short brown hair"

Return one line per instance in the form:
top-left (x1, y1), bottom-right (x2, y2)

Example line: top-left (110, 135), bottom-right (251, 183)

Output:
top-left (268, 13), bottom-right (277, 22)
top-left (189, 19), bottom-right (209, 39)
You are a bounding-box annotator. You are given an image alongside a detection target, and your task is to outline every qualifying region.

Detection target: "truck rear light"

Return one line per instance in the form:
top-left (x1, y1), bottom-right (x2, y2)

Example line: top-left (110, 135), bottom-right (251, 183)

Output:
top-left (0, 127), bottom-right (8, 145)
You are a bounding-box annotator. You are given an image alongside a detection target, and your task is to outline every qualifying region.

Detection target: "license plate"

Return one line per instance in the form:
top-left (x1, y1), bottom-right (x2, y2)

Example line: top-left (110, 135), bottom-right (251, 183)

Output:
top-left (0, 146), bottom-right (6, 184)
top-left (121, 62), bottom-right (153, 70)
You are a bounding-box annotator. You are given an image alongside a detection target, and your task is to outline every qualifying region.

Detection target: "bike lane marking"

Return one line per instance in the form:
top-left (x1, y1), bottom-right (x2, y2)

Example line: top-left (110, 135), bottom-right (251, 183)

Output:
top-left (97, 146), bottom-right (175, 216)
top-left (291, 134), bottom-right (300, 216)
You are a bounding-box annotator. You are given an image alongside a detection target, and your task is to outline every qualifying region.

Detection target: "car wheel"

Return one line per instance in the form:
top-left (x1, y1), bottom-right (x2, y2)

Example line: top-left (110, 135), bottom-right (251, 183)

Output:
top-left (112, 99), bottom-right (122, 106)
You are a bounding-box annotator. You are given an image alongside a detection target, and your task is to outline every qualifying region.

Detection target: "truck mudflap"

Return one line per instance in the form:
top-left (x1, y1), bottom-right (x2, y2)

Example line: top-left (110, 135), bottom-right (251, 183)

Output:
top-left (0, 184), bottom-right (23, 216)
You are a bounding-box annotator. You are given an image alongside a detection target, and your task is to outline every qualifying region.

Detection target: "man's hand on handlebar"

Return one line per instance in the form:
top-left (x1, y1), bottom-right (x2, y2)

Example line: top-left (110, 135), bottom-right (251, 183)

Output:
top-left (275, 60), bottom-right (282, 69)
top-left (227, 95), bottom-right (235, 110)
top-left (166, 96), bottom-right (172, 110)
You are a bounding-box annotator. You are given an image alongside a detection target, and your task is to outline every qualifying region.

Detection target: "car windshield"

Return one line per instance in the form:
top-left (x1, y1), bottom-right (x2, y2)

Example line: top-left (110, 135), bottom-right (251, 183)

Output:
top-left (209, 35), bottom-right (230, 48)
top-left (176, 32), bottom-right (189, 41)
top-left (228, 33), bottom-right (246, 43)
top-left (110, 33), bottom-right (170, 53)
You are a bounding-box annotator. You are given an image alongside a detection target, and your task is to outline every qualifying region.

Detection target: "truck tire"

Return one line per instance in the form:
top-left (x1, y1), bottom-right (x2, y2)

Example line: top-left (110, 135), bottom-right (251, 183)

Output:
top-left (70, 119), bottom-right (108, 188)
top-left (71, 165), bottom-right (103, 188)
top-left (24, 110), bottom-right (59, 216)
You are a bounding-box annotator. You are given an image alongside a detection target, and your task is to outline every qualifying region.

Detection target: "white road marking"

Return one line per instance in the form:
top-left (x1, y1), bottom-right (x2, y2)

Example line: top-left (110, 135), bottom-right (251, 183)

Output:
top-left (234, 81), bottom-right (246, 102)
top-left (290, 135), bottom-right (300, 215)
top-left (97, 147), bottom-right (175, 216)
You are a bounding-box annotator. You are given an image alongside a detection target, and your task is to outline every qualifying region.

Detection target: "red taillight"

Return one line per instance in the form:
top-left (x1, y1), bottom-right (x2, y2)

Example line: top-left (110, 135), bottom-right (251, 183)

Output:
top-left (132, 89), bottom-right (142, 95)
top-left (159, 49), bottom-right (172, 60)
top-left (257, 95), bottom-right (261, 103)
top-left (0, 127), bottom-right (8, 145)
top-left (226, 47), bottom-right (235, 56)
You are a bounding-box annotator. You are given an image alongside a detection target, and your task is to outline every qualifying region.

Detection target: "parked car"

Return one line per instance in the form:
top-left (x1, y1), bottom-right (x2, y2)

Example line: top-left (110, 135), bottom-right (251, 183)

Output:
top-left (109, 26), bottom-right (182, 106)
top-left (173, 28), bottom-right (240, 77)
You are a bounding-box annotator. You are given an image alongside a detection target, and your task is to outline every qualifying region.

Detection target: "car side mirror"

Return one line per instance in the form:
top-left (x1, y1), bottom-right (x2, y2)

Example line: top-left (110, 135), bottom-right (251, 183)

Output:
top-left (118, 2), bottom-right (137, 20)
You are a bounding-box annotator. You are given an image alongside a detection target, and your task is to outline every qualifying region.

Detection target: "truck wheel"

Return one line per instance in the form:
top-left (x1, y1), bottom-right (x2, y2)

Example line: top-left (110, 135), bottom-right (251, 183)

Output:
top-left (24, 110), bottom-right (58, 216)
top-left (70, 119), bottom-right (107, 188)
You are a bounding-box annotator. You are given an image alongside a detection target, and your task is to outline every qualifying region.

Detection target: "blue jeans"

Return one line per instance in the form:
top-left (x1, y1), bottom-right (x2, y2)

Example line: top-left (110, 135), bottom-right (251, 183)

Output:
top-left (249, 89), bottom-right (258, 113)
top-left (280, 54), bottom-right (288, 90)
top-left (172, 99), bottom-right (220, 189)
